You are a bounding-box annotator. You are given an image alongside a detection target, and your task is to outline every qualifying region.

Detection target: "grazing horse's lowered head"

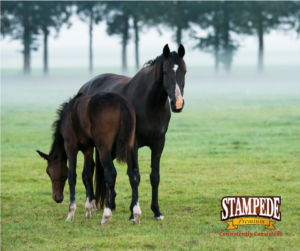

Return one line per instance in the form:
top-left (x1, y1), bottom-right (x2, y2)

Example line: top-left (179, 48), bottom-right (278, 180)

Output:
top-left (37, 150), bottom-right (68, 203)
top-left (161, 44), bottom-right (186, 113)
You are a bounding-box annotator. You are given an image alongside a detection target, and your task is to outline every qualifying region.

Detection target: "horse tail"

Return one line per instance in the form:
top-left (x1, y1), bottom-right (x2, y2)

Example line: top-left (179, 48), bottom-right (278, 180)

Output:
top-left (115, 101), bottom-right (136, 168)
top-left (94, 148), bottom-right (106, 209)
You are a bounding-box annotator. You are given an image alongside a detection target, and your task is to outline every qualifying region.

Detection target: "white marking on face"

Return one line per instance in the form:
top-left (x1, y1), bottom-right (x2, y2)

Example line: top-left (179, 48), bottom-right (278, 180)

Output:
top-left (173, 64), bottom-right (179, 72)
top-left (175, 84), bottom-right (183, 109)
top-left (66, 202), bottom-right (77, 221)
top-left (100, 207), bottom-right (112, 225)
top-left (172, 64), bottom-right (183, 109)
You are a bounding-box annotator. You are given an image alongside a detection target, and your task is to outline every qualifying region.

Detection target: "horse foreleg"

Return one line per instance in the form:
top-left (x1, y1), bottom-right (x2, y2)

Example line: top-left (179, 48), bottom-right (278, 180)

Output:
top-left (150, 136), bottom-right (165, 220)
top-left (65, 146), bottom-right (78, 221)
top-left (127, 148), bottom-right (141, 225)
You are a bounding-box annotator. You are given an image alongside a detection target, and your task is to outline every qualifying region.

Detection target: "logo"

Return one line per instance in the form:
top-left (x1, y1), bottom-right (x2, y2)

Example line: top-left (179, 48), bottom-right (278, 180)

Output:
top-left (220, 196), bottom-right (281, 230)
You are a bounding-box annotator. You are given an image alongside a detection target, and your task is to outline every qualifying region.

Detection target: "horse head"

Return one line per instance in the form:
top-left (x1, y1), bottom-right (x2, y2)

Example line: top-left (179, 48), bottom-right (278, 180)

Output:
top-left (37, 150), bottom-right (68, 203)
top-left (162, 44), bottom-right (186, 113)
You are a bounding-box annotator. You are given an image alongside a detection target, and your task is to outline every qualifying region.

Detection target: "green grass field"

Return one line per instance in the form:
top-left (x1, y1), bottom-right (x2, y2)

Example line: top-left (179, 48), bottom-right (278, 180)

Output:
top-left (1, 74), bottom-right (300, 250)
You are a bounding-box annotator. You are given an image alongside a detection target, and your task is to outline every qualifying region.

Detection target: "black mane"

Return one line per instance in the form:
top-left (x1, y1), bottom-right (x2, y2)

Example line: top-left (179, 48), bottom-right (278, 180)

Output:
top-left (49, 93), bottom-right (83, 157)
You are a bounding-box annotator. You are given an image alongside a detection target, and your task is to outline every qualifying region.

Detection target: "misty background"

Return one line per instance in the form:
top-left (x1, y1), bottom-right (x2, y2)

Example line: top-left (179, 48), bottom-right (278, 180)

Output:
top-left (1, 1), bottom-right (300, 114)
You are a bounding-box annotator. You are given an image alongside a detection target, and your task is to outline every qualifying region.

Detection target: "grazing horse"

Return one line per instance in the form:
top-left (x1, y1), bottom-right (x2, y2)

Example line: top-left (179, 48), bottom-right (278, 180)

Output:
top-left (79, 44), bottom-right (186, 220)
top-left (37, 92), bottom-right (142, 225)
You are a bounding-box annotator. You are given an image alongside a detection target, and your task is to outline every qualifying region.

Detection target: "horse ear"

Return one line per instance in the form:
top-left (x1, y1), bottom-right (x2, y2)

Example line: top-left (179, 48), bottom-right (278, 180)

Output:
top-left (37, 150), bottom-right (49, 161)
top-left (178, 44), bottom-right (185, 58)
top-left (163, 44), bottom-right (170, 58)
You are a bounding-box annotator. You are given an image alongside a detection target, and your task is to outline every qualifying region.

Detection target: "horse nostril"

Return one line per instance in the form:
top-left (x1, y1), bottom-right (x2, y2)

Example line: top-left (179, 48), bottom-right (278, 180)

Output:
top-left (55, 194), bottom-right (57, 201)
top-left (171, 100), bottom-right (176, 107)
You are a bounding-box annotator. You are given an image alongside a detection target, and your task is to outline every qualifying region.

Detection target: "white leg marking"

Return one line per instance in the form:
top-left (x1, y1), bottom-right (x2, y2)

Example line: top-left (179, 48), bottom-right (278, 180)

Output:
top-left (100, 207), bottom-right (112, 226)
top-left (66, 202), bottom-right (77, 221)
top-left (154, 215), bottom-right (165, 220)
top-left (133, 201), bottom-right (142, 225)
top-left (91, 199), bottom-right (98, 212)
top-left (85, 197), bottom-right (92, 219)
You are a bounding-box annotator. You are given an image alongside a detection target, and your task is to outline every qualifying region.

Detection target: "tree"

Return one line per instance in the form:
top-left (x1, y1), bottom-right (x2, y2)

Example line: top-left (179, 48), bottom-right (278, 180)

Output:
top-left (104, 2), bottom-right (132, 74)
top-left (76, 2), bottom-right (104, 75)
top-left (130, 2), bottom-right (157, 71)
top-left (190, 1), bottom-right (240, 74)
top-left (158, 1), bottom-right (192, 47)
top-left (36, 2), bottom-right (72, 76)
top-left (241, 2), bottom-right (296, 73)
top-left (1, 1), bottom-right (40, 75)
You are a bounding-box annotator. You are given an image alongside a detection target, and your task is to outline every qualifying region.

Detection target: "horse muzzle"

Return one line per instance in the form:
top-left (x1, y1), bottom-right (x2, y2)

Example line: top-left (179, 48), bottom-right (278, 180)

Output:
top-left (53, 194), bottom-right (64, 203)
top-left (171, 99), bottom-right (184, 113)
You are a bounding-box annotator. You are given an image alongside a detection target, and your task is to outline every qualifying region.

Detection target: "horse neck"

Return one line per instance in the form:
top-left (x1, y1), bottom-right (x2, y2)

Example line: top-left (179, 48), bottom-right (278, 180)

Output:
top-left (134, 65), bottom-right (168, 111)
top-left (50, 126), bottom-right (67, 161)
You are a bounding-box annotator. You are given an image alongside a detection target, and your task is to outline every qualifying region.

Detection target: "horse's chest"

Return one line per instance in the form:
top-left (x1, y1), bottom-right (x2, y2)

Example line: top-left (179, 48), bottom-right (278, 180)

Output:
top-left (136, 112), bottom-right (170, 147)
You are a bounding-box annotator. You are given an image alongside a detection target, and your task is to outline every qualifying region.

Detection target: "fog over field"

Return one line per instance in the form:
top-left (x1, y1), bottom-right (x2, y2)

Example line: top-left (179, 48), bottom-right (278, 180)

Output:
top-left (2, 15), bottom-right (300, 113)
top-left (2, 68), bottom-right (300, 115)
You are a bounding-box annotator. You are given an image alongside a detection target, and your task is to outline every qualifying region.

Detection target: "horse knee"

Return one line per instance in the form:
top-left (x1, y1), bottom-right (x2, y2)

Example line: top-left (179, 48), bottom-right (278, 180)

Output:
top-left (68, 172), bottom-right (77, 186)
top-left (150, 174), bottom-right (160, 187)
top-left (128, 172), bottom-right (140, 187)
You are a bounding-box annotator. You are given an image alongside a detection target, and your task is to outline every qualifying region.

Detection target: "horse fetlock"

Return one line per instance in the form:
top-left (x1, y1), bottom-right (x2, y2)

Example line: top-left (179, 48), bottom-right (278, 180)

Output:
top-left (91, 199), bottom-right (98, 212)
top-left (85, 211), bottom-right (92, 219)
top-left (100, 207), bottom-right (112, 226)
top-left (85, 197), bottom-right (93, 219)
top-left (133, 201), bottom-right (142, 225)
top-left (154, 215), bottom-right (165, 220)
top-left (66, 202), bottom-right (77, 221)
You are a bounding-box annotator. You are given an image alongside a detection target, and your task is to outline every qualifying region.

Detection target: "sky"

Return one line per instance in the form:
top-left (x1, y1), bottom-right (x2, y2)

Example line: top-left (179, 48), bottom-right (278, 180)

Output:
top-left (1, 15), bottom-right (300, 69)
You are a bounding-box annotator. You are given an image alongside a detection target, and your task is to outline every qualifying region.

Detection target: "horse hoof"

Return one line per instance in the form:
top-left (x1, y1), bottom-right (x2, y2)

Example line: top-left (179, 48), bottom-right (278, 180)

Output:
top-left (100, 208), bottom-right (112, 226)
top-left (66, 214), bottom-right (74, 221)
top-left (85, 212), bottom-right (91, 219)
top-left (133, 213), bottom-right (141, 225)
top-left (133, 202), bottom-right (141, 225)
top-left (154, 215), bottom-right (164, 220)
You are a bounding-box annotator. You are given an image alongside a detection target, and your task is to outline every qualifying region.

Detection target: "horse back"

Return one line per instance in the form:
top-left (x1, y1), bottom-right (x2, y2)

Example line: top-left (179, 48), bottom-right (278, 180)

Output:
top-left (79, 74), bottom-right (131, 95)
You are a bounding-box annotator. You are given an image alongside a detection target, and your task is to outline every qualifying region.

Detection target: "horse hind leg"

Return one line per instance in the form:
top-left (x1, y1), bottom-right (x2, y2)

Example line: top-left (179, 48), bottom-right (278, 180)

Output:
top-left (83, 149), bottom-right (97, 219)
top-left (97, 148), bottom-right (116, 226)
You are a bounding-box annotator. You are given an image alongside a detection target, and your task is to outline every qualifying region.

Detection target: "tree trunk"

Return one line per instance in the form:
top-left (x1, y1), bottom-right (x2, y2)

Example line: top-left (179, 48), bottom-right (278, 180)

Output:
top-left (176, 26), bottom-right (182, 47)
top-left (89, 9), bottom-right (94, 75)
top-left (23, 13), bottom-right (30, 75)
top-left (43, 28), bottom-right (49, 76)
top-left (133, 17), bottom-right (140, 71)
top-left (258, 18), bottom-right (264, 74)
top-left (215, 50), bottom-right (219, 74)
top-left (122, 15), bottom-right (129, 75)
top-left (214, 25), bottom-right (220, 75)
top-left (223, 3), bottom-right (232, 74)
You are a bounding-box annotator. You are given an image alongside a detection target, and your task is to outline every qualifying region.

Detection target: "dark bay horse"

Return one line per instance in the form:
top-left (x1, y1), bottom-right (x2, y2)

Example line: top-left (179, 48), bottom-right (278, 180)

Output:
top-left (37, 92), bottom-right (142, 225)
top-left (79, 44), bottom-right (186, 220)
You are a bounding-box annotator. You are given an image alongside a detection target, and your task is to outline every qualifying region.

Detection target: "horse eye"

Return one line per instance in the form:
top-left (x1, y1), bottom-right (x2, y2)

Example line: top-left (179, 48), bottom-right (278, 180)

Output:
top-left (163, 71), bottom-right (167, 75)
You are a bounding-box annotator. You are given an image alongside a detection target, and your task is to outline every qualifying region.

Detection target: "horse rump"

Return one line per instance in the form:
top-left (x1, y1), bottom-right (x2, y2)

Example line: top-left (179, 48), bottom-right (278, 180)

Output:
top-left (94, 95), bottom-right (136, 209)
